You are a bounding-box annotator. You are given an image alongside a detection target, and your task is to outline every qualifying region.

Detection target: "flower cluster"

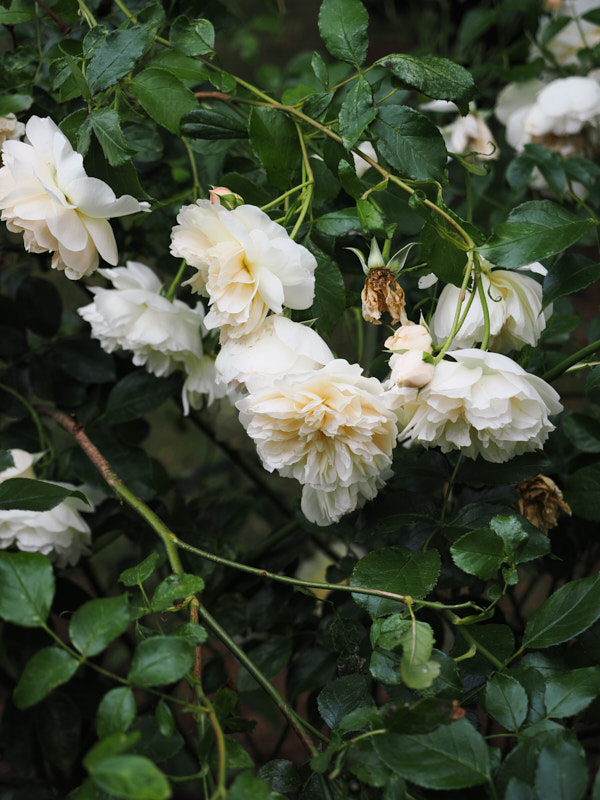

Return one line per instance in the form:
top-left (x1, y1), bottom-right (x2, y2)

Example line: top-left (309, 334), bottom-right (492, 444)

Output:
top-left (534, 0), bottom-right (600, 65)
top-left (422, 101), bottom-right (498, 163)
top-left (0, 116), bottom-right (149, 279)
top-left (0, 450), bottom-right (92, 567)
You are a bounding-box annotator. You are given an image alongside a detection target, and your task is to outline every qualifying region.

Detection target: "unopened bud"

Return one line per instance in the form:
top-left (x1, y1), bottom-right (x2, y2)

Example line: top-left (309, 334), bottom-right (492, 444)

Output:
top-left (385, 323), bottom-right (433, 354)
top-left (209, 186), bottom-right (243, 208)
top-left (389, 350), bottom-right (434, 388)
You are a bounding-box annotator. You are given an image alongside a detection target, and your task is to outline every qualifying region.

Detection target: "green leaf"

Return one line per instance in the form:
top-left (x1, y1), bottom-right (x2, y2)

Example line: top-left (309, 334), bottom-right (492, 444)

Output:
top-left (311, 51), bottom-right (329, 88)
top-left (450, 528), bottom-right (505, 580)
top-left (456, 624), bottom-right (515, 675)
top-left (374, 718), bottom-right (491, 789)
top-left (228, 770), bottom-right (286, 800)
top-left (311, 250), bottom-right (346, 336)
top-left (53, 338), bottom-right (116, 383)
top-left (566, 463), bottom-right (600, 521)
top-left (544, 667), bottom-right (600, 718)
top-left (150, 50), bottom-right (212, 82)
top-left (151, 574), bottom-right (205, 611)
top-left (85, 732), bottom-right (141, 771)
top-left (130, 68), bottom-right (198, 135)
top-left (314, 207), bottom-right (361, 236)
top-left (351, 547), bottom-right (441, 618)
top-left (489, 516), bottom-right (528, 562)
top-left (0, 450), bottom-right (14, 471)
top-left (0, 0), bottom-right (35, 24)
top-left (89, 754), bottom-right (171, 799)
top-left (317, 674), bottom-right (374, 729)
top-left (248, 107), bottom-right (300, 189)
top-left (483, 673), bottom-right (528, 731)
top-left (543, 254), bottom-right (600, 307)
top-left (523, 573), bottom-right (600, 649)
top-left (237, 637), bottom-right (293, 692)
top-left (372, 105), bottom-right (448, 183)
top-left (119, 553), bottom-right (162, 586)
top-left (339, 77), bottom-right (376, 149)
top-left (562, 413), bottom-right (600, 453)
top-left (128, 637), bottom-right (195, 686)
top-left (477, 201), bottom-right (595, 268)
top-left (70, 595), bottom-right (132, 657)
top-left (398, 622), bottom-right (441, 690)
top-left (16, 275), bottom-right (62, 338)
top-left (318, 0), bottom-right (369, 66)
top-left (534, 740), bottom-right (588, 800)
top-left (170, 16), bottom-right (215, 55)
top-left (180, 107), bottom-right (248, 140)
top-left (106, 372), bottom-right (181, 424)
top-left (0, 551), bottom-right (54, 627)
top-left (97, 688), bottom-right (137, 739)
top-left (375, 54), bottom-right (475, 115)
top-left (0, 93), bottom-right (32, 116)
top-left (356, 197), bottom-right (388, 236)
top-left (87, 27), bottom-right (150, 92)
top-left (155, 699), bottom-right (175, 738)
top-left (420, 222), bottom-right (468, 287)
top-left (170, 622), bottom-right (208, 646)
top-left (13, 647), bottom-right (79, 709)
top-left (91, 108), bottom-right (132, 167)
top-left (0, 478), bottom-right (89, 511)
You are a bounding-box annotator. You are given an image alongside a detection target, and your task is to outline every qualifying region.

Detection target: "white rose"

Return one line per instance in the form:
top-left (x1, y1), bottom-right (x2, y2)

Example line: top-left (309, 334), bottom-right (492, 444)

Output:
top-left (170, 201), bottom-right (317, 340)
top-left (215, 315), bottom-right (334, 387)
top-left (0, 113), bottom-right (25, 147)
top-left (421, 101), bottom-right (498, 160)
top-left (182, 354), bottom-right (235, 413)
top-left (78, 261), bottom-right (218, 412)
top-left (431, 263), bottom-right (550, 352)
top-left (393, 349), bottom-right (562, 463)
top-left (535, 0), bottom-right (600, 65)
top-left (0, 449), bottom-right (92, 567)
top-left (388, 350), bottom-right (434, 389)
top-left (352, 141), bottom-right (378, 178)
top-left (237, 359), bottom-right (398, 526)
top-left (0, 116), bottom-right (149, 279)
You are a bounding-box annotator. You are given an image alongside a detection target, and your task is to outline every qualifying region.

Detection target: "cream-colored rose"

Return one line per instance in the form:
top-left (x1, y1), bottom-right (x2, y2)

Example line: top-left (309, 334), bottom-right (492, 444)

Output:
top-left (535, 0), bottom-right (600, 64)
top-left (388, 350), bottom-right (434, 389)
top-left (0, 449), bottom-right (92, 567)
top-left (238, 360), bottom-right (398, 526)
top-left (393, 349), bottom-right (562, 463)
top-left (385, 323), bottom-right (433, 354)
top-left (0, 116), bottom-right (149, 279)
top-left (170, 201), bottom-right (316, 340)
top-left (0, 113), bottom-right (25, 147)
top-left (431, 263), bottom-right (550, 352)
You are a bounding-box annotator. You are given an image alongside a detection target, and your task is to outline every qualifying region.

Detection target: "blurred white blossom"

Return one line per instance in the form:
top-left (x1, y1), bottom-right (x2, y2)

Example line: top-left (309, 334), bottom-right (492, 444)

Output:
top-left (237, 360), bottom-right (398, 526)
top-left (534, 0), bottom-right (600, 65)
top-left (352, 141), bottom-right (378, 177)
top-left (78, 261), bottom-right (224, 412)
top-left (0, 113), bottom-right (25, 147)
top-left (431, 261), bottom-right (551, 352)
top-left (422, 100), bottom-right (498, 161)
top-left (392, 349), bottom-right (562, 463)
top-left (170, 201), bottom-right (316, 340)
top-left (0, 116), bottom-right (149, 279)
top-left (0, 450), bottom-right (92, 567)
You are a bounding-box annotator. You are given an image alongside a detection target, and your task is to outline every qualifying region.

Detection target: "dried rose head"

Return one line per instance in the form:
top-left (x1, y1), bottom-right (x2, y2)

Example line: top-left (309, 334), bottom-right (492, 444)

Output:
top-left (361, 267), bottom-right (407, 325)
top-left (517, 474), bottom-right (572, 533)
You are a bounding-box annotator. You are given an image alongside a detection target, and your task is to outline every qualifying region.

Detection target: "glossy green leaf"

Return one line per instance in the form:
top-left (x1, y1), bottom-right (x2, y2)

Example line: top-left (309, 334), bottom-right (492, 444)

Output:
top-left (523, 573), bottom-right (600, 649)
top-left (339, 77), bottom-right (376, 149)
top-left (0, 1), bottom-right (34, 25)
top-left (0, 478), bottom-right (89, 511)
top-left (91, 108), bottom-right (132, 167)
top-left (128, 637), bottom-right (195, 686)
top-left (0, 93), bottom-right (31, 116)
top-left (543, 254), bottom-right (600, 307)
top-left (375, 54), bottom-right (475, 114)
top-left (119, 553), bottom-right (162, 586)
top-left (311, 250), bottom-right (346, 336)
top-left (317, 674), bottom-right (374, 729)
top-left (106, 371), bottom-right (181, 423)
top-left (170, 622), bottom-right (208, 646)
top-left (483, 673), bottom-right (528, 731)
top-left (544, 667), bottom-right (600, 718)
top-left (420, 222), bottom-right (468, 287)
top-left (169, 16), bottom-right (214, 55)
top-left (70, 595), bottom-right (132, 656)
top-left (86, 27), bottom-right (150, 92)
top-left (489, 516), bottom-right (528, 562)
top-left (228, 770), bottom-right (286, 800)
top-left (248, 107), bottom-right (300, 189)
top-left (450, 528), bottom-right (504, 580)
top-left (130, 68), bottom-right (198, 135)
top-left (13, 647), bottom-right (79, 709)
top-left (456, 624), bottom-right (515, 675)
top-left (151, 573), bottom-right (205, 611)
top-left (351, 547), bottom-right (441, 617)
top-left (318, 0), bottom-right (368, 66)
top-left (180, 107), bottom-right (248, 140)
top-left (155, 699), bottom-right (175, 738)
top-left (373, 105), bottom-right (448, 183)
top-left (374, 718), bottom-right (491, 789)
top-left (478, 201), bottom-right (595, 268)
top-left (562, 413), bottom-right (600, 453)
top-left (534, 740), bottom-right (587, 800)
top-left (566, 463), bottom-right (600, 520)
top-left (0, 551), bottom-right (54, 627)
top-left (97, 687), bottom-right (137, 739)
top-left (314, 207), bottom-right (361, 236)
top-left (89, 754), bottom-right (171, 799)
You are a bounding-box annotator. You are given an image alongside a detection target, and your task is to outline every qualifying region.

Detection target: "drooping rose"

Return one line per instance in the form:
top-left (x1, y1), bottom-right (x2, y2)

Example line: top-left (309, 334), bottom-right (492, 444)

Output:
top-left (392, 349), bottom-right (562, 463)
top-left (0, 116), bottom-right (149, 279)
top-left (78, 261), bottom-right (224, 412)
top-left (517, 474), bottom-right (572, 533)
top-left (0, 450), bottom-right (92, 567)
top-left (431, 262), bottom-right (550, 353)
top-left (170, 201), bottom-right (316, 340)
top-left (237, 359), bottom-right (398, 526)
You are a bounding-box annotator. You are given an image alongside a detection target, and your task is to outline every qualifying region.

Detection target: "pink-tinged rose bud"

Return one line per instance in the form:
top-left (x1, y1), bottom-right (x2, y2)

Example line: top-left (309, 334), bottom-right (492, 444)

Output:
top-left (209, 186), bottom-right (243, 207)
top-left (385, 323), bottom-right (433, 355)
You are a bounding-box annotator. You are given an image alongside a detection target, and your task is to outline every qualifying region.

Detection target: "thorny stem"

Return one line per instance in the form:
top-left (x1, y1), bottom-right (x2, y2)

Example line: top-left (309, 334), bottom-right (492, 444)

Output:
top-left (542, 338), bottom-right (600, 382)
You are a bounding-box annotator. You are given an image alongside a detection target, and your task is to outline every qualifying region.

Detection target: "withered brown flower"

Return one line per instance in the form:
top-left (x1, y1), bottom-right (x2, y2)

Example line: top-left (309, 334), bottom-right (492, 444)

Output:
top-left (517, 474), bottom-right (572, 533)
top-left (361, 267), bottom-right (407, 325)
